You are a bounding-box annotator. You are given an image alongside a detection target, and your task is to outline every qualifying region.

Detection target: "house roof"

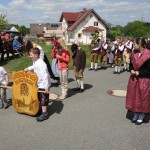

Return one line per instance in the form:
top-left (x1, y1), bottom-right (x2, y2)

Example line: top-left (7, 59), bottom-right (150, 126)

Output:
top-left (59, 12), bottom-right (82, 22)
top-left (59, 9), bottom-right (109, 31)
top-left (82, 26), bottom-right (104, 32)
top-left (30, 23), bottom-right (62, 35)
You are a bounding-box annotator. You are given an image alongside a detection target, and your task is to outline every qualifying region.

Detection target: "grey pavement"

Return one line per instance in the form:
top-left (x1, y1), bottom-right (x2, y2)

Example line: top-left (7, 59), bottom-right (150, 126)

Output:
top-left (0, 66), bottom-right (150, 150)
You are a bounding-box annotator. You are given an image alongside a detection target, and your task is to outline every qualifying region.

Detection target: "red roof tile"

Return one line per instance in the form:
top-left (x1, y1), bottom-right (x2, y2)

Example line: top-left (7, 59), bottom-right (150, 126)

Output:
top-left (61, 12), bottom-right (82, 22)
top-left (82, 26), bottom-right (104, 32)
top-left (68, 9), bottom-right (92, 31)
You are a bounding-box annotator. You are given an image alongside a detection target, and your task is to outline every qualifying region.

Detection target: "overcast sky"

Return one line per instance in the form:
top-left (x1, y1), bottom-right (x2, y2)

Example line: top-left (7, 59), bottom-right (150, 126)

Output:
top-left (0, 0), bottom-right (150, 27)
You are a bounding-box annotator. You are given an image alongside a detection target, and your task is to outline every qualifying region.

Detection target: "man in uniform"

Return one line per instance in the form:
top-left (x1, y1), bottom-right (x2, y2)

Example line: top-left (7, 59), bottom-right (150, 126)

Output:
top-left (123, 37), bottom-right (133, 71)
top-left (112, 38), bottom-right (124, 74)
top-left (99, 38), bottom-right (108, 66)
top-left (89, 30), bottom-right (101, 71)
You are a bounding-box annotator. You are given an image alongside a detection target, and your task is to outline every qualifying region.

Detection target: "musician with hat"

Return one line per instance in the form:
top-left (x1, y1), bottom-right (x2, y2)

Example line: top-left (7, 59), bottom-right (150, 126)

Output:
top-left (89, 30), bottom-right (102, 71)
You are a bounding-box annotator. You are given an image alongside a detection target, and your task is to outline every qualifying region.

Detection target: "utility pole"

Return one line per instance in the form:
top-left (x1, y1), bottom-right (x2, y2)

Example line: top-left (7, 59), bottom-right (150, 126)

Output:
top-left (141, 12), bottom-right (144, 22)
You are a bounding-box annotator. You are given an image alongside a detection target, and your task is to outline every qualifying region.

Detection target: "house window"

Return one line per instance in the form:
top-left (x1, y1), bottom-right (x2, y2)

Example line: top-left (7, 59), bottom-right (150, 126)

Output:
top-left (51, 24), bottom-right (58, 27)
top-left (94, 22), bottom-right (98, 26)
top-left (78, 33), bottom-right (82, 38)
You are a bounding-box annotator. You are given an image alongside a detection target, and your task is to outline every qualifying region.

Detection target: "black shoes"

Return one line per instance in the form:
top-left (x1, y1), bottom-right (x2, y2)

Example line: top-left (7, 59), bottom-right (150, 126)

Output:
top-left (74, 88), bottom-right (80, 91)
top-left (123, 68), bottom-right (127, 72)
top-left (131, 119), bottom-right (143, 125)
top-left (80, 89), bottom-right (84, 93)
top-left (89, 68), bottom-right (94, 71)
top-left (135, 120), bottom-right (143, 125)
top-left (36, 113), bottom-right (49, 122)
top-left (73, 88), bottom-right (84, 93)
top-left (3, 102), bottom-right (9, 109)
top-left (0, 100), bottom-right (8, 109)
top-left (131, 118), bottom-right (137, 123)
top-left (113, 71), bottom-right (117, 74)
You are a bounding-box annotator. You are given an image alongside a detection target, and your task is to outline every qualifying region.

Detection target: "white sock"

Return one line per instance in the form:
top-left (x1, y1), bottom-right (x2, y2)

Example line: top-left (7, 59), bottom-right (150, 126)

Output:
top-left (127, 64), bottom-right (129, 70)
top-left (124, 63), bottom-right (127, 69)
top-left (95, 63), bottom-right (98, 69)
top-left (80, 81), bottom-right (84, 89)
top-left (76, 79), bottom-right (80, 88)
top-left (118, 66), bottom-right (121, 73)
top-left (91, 62), bottom-right (94, 69)
top-left (115, 66), bottom-right (118, 72)
top-left (137, 113), bottom-right (145, 122)
top-left (133, 112), bottom-right (139, 120)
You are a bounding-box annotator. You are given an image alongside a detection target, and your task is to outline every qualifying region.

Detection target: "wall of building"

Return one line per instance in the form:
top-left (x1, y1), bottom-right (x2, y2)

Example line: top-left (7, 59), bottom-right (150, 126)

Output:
top-left (66, 12), bottom-right (107, 44)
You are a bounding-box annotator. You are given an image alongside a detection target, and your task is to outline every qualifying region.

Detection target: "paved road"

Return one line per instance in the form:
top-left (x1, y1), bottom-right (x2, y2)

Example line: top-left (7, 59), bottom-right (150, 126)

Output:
top-left (0, 67), bottom-right (150, 150)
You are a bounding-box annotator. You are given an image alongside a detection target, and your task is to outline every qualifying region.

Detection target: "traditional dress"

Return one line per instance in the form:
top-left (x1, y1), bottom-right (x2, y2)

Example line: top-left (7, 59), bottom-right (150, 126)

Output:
top-left (126, 49), bottom-right (150, 113)
top-left (113, 43), bottom-right (124, 73)
top-left (89, 32), bottom-right (101, 71)
top-left (100, 42), bottom-right (108, 65)
top-left (73, 47), bottom-right (86, 91)
top-left (123, 40), bottom-right (133, 71)
top-left (108, 47), bottom-right (114, 66)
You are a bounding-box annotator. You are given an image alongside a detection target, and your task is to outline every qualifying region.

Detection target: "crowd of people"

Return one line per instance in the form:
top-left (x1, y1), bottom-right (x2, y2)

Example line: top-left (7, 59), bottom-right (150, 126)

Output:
top-left (0, 31), bottom-right (23, 62)
top-left (0, 29), bottom-right (150, 123)
top-left (89, 32), bottom-right (132, 73)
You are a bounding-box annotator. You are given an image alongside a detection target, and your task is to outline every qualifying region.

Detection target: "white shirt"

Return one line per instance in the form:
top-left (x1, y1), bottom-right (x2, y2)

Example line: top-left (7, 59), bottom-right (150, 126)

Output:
top-left (27, 59), bottom-right (51, 90)
top-left (100, 43), bottom-right (108, 52)
top-left (92, 40), bottom-right (102, 51)
top-left (0, 67), bottom-right (7, 85)
top-left (124, 40), bottom-right (133, 50)
top-left (102, 43), bottom-right (108, 51)
top-left (118, 44), bottom-right (124, 51)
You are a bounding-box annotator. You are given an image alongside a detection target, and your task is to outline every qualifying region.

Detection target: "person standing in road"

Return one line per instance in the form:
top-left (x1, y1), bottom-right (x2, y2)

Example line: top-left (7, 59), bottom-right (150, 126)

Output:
top-left (71, 43), bottom-right (86, 92)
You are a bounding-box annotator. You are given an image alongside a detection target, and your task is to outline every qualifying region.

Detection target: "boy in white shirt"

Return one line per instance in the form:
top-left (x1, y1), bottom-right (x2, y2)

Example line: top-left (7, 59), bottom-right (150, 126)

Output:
top-left (0, 66), bottom-right (9, 108)
top-left (25, 47), bottom-right (51, 122)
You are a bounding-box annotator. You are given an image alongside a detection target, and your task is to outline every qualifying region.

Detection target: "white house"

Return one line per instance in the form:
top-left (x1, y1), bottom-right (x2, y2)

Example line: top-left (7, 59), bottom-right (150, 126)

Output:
top-left (59, 9), bottom-right (109, 44)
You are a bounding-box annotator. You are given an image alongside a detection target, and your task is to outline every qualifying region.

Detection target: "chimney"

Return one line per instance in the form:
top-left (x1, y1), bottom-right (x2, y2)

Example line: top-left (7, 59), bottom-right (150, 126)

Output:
top-left (83, 8), bottom-right (87, 12)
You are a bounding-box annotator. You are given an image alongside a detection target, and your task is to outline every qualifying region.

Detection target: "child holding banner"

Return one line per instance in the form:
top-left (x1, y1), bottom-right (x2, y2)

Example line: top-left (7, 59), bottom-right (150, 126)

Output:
top-left (25, 47), bottom-right (51, 122)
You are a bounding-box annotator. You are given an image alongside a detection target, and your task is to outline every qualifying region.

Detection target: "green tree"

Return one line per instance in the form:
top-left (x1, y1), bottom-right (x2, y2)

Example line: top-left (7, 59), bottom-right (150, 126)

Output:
top-left (0, 13), bottom-right (11, 30)
top-left (107, 25), bottom-right (124, 41)
top-left (19, 25), bottom-right (28, 36)
top-left (123, 21), bottom-right (148, 38)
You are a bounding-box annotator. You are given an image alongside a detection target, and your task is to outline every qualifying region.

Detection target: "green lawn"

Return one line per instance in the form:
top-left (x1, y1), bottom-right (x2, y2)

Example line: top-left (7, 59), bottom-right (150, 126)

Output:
top-left (2, 44), bottom-right (91, 74)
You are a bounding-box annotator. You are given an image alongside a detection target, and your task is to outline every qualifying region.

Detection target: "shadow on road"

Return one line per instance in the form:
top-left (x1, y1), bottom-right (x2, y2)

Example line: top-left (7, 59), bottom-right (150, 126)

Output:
top-left (68, 78), bottom-right (75, 83)
top-left (68, 83), bottom-right (93, 98)
top-left (51, 78), bottom-right (75, 88)
top-left (47, 100), bottom-right (64, 117)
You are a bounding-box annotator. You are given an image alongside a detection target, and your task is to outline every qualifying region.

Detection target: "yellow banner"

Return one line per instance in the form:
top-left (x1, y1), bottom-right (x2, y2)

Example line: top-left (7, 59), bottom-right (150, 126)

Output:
top-left (12, 71), bottom-right (39, 116)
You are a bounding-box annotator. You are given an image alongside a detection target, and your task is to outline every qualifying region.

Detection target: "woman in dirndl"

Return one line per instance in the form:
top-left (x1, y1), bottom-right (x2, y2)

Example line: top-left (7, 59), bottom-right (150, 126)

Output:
top-left (126, 37), bottom-right (150, 125)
